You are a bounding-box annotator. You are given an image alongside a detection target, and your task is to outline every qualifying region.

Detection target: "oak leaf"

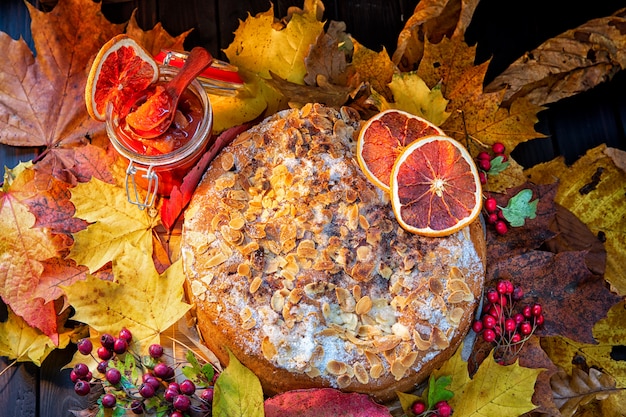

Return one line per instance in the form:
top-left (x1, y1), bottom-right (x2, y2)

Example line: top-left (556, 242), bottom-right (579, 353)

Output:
top-left (486, 8), bottom-right (626, 107)
top-left (68, 178), bottom-right (159, 273)
top-left (526, 145), bottom-right (626, 296)
top-left (433, 344), bottom-right (542, 416)
top-left (62, 245), bottom-right (191, 354)
top-left (551, 367), bottom-right (618, 417)
top-left (0, 306), bottom-right (70, 366)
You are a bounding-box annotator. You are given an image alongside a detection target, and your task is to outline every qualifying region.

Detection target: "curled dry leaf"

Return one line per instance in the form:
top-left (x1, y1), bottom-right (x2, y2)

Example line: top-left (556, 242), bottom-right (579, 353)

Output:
top-left (392, 0), bottom-right (481, 70)
top-left (485, 8), bottom-right (626, 107)
top-left (551, 367), bottom-right (618, 417)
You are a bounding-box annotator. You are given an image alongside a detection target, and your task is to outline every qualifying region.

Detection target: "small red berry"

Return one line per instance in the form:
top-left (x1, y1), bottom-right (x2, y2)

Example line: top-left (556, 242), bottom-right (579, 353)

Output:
top-left (511, 333), bottom-right (522, 343)
top-left (478, 158), bottom-right (491, 171)
top-left (486, 288), bottom-right (499, 304)
top-left (513, 313), bottom-right (525, 324)
top-left (477, 151), bottom-right (491, 161)
top-left (522, 305), bottom-right (533, 318)
top-left (496, 280), bottom-right (509, 295)
top-left (484, 197), bottom-right (498, 213)
top-left (495, 220), bottom-right (508, 235)
top-left (535, 314), bottom-right (545, 326)
top-left (113, 338), bottom-right (128, 354)
top-left (482, 314), bottom-right (497, 329)
top-left (148, 343), bottom-right (164, 359)
top-left (487, 212), bottom-right (498, 224)
top-left (173, 394), bottom-right (191, 411)
top-left (200, 387), bottom-right (214, 403)
top-left (479, 171), bottom-right (488, 185)
top-left (505, 318), bottom-right (516, 332)
top-left (77, 338), bottom-right (93, 355)
top-left (74, 380), bottom-right (91, 396)
top-left (170, 412), bottom-right (184, 417)
top-left (488, 304), bottom-right (503, 321)
top-left (492, 142), bottom-right (505, 154)
top-left (179, 379), bottom-right (196, 396)
top-left (497, 208), bottom-right (506, 219)
top-left (513, 286), bottom-right (524, 300)
top-left (483, 328), bottom-right (496, 342)
top-left (97, 346), bottom-right (113, 360)
top-left (100, 333), bottom-right (115, 350)
top-left (153, 362), bottom-right (172, 379)
top-left (97, 360), bottom-right (108, 374)
top-left (73, 363), bottom-right (89, 378)
top-left (520, 321), bottom-right (533, 336)
top-left (118, 327), bottom-right (133, 343)
top-left (139, 382), bottom-right (156, 398)
top-left (411, 400), bottom-right (427, 415)
top-left (101, 393), bottom-right (117, 408)
top-left (435, 401), bottom-right (453, 417)
top-left (532, 304), bottom-right (543, 317)
top-left (472, 320), bottom-right (483, 333)
top-left (106, 368), bottom-right (122, 385)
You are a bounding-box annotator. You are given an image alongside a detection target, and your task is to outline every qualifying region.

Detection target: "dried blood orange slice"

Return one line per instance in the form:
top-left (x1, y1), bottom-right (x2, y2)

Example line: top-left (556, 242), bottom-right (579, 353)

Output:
top-left (85, 34), bottom-right (159, 121)
top-left (390, 135), bottom-right (482, 237)
top-left (357, 109), bottom-right (444, 192)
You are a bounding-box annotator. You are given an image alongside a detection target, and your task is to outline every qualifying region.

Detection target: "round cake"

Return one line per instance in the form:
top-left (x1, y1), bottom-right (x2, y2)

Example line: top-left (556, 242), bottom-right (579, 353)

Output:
top-left (181, 103), bottom-right (486, 401)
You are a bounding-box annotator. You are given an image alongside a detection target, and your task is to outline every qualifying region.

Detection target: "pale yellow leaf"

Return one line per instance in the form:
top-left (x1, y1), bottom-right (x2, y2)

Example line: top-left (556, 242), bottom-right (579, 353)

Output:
top-left (63, 244), bottom-right (190, 354)
top-left (68, 178), bottom-right (157, 273)
top-left (369, 72), bottom-right (450, 126)
top-left (0, 307), bottom-right (58, 366)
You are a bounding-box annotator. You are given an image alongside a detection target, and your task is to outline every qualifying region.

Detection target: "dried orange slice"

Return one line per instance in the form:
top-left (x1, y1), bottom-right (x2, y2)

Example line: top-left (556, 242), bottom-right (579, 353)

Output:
top-left (390, 135), bottom-right (482, 237)
top-left (85, 34), bottom-right (159, 121)
top-left (357, 109), bottom-right (444, 192)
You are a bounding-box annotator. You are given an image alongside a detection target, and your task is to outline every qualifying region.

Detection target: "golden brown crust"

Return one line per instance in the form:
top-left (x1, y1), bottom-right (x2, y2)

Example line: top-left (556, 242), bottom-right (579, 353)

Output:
top-left (181, 104), bottom-right (486, 401)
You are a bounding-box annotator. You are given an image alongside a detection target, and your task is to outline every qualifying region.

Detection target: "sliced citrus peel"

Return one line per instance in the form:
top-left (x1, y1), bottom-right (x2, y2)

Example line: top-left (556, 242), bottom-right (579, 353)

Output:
top-left (85, 34), bottom-right (159, 121)
top-left (356, 109), bottom-right (444, 192)
top-left (390, 135), bottom-right (482, 237)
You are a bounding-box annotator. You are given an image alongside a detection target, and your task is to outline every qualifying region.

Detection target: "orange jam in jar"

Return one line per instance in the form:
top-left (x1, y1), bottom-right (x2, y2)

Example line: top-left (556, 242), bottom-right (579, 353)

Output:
top-left (105, 66), bottom-right (213, 208)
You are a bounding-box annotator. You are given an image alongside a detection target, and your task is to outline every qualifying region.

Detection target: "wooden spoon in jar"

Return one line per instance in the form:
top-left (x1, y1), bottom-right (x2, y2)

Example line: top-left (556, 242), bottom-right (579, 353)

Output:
top-left (125, 47), bottom-right (212, 139)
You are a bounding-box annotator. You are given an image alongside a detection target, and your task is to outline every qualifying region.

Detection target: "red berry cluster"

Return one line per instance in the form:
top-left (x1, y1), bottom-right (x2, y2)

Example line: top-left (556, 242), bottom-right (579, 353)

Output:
top-left (476, 142), bottom-right (507, 185)
top-left (471, 280), bottom-right (544, 363)
top-left (410, 399), bottom-right (452, 417)
top-left (72, 328), bottom-right (217, 416)
top-left (483, 196), bottom-right (508, 235)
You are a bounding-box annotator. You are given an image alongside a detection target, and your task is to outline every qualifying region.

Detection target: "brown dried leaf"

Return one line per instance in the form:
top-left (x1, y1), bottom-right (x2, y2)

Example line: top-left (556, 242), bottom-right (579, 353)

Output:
top-left (266, 72), bottom-right (353, 107)
top-left (392, 0), bottom-right (481, 71)
top-left (125, 9), bottom-right (190, 56)
top-left (304, 20), bottom-right (350, 86)
top-left (486, 8), bottom-right (626, 106)
top-left (551, 367), bottom-right (618, 417)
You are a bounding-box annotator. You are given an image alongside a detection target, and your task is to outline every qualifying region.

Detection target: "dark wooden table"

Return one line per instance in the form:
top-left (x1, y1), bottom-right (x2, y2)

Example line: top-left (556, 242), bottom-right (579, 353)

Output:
top-left (1, 1), bottom-right (626, 416)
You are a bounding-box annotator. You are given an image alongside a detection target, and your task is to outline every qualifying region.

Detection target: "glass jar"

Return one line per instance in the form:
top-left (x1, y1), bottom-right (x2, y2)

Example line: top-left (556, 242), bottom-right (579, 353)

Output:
top-left (105, 66), bottom-right (213, 209)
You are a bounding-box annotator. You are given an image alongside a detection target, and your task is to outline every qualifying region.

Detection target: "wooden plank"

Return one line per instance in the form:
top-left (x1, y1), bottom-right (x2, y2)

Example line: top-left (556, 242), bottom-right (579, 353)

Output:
top-left (157, 0), bottom-right (220, 55)
top-left (39, 347), bottom-right (86, 417)
top-left (0, 358), bottom-right (38, 417)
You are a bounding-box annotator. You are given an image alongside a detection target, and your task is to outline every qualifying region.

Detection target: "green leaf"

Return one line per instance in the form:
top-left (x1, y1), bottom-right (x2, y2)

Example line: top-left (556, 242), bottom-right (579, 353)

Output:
top-left (427, 375), bottom-right (454, 408)
top-left (488, 155), bottom-right (510, 175)
top-left (501, 188), bottom-right (538, 227)
top-left (213, 349), bottom-right (264, 417)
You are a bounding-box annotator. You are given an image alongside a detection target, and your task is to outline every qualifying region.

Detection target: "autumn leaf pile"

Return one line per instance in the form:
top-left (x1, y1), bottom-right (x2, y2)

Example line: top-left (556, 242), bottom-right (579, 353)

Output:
top-left (1, 0), bottom-right (626, 416)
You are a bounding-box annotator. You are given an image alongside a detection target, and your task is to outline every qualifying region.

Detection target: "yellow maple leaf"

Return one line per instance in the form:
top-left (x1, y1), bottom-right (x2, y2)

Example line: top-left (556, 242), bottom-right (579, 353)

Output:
top-left (433, 345), bottom-right (542, 416)
top-left (0, 306), bottom-right (71, 366)
top-left (349, 40), bottom-right (395, 99)
top-left (63, 243), bottom-right (190, 354)
top-left (525, 145), bottom-right (626, 295)
top-left (368, 71), bottom-right (450, 126)
top-left (68, 178), bottom-right (158, 273)
top-left (223, 4), bottom-right (324, 115)
top-left (417, 36), bottom-right (545, 156)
